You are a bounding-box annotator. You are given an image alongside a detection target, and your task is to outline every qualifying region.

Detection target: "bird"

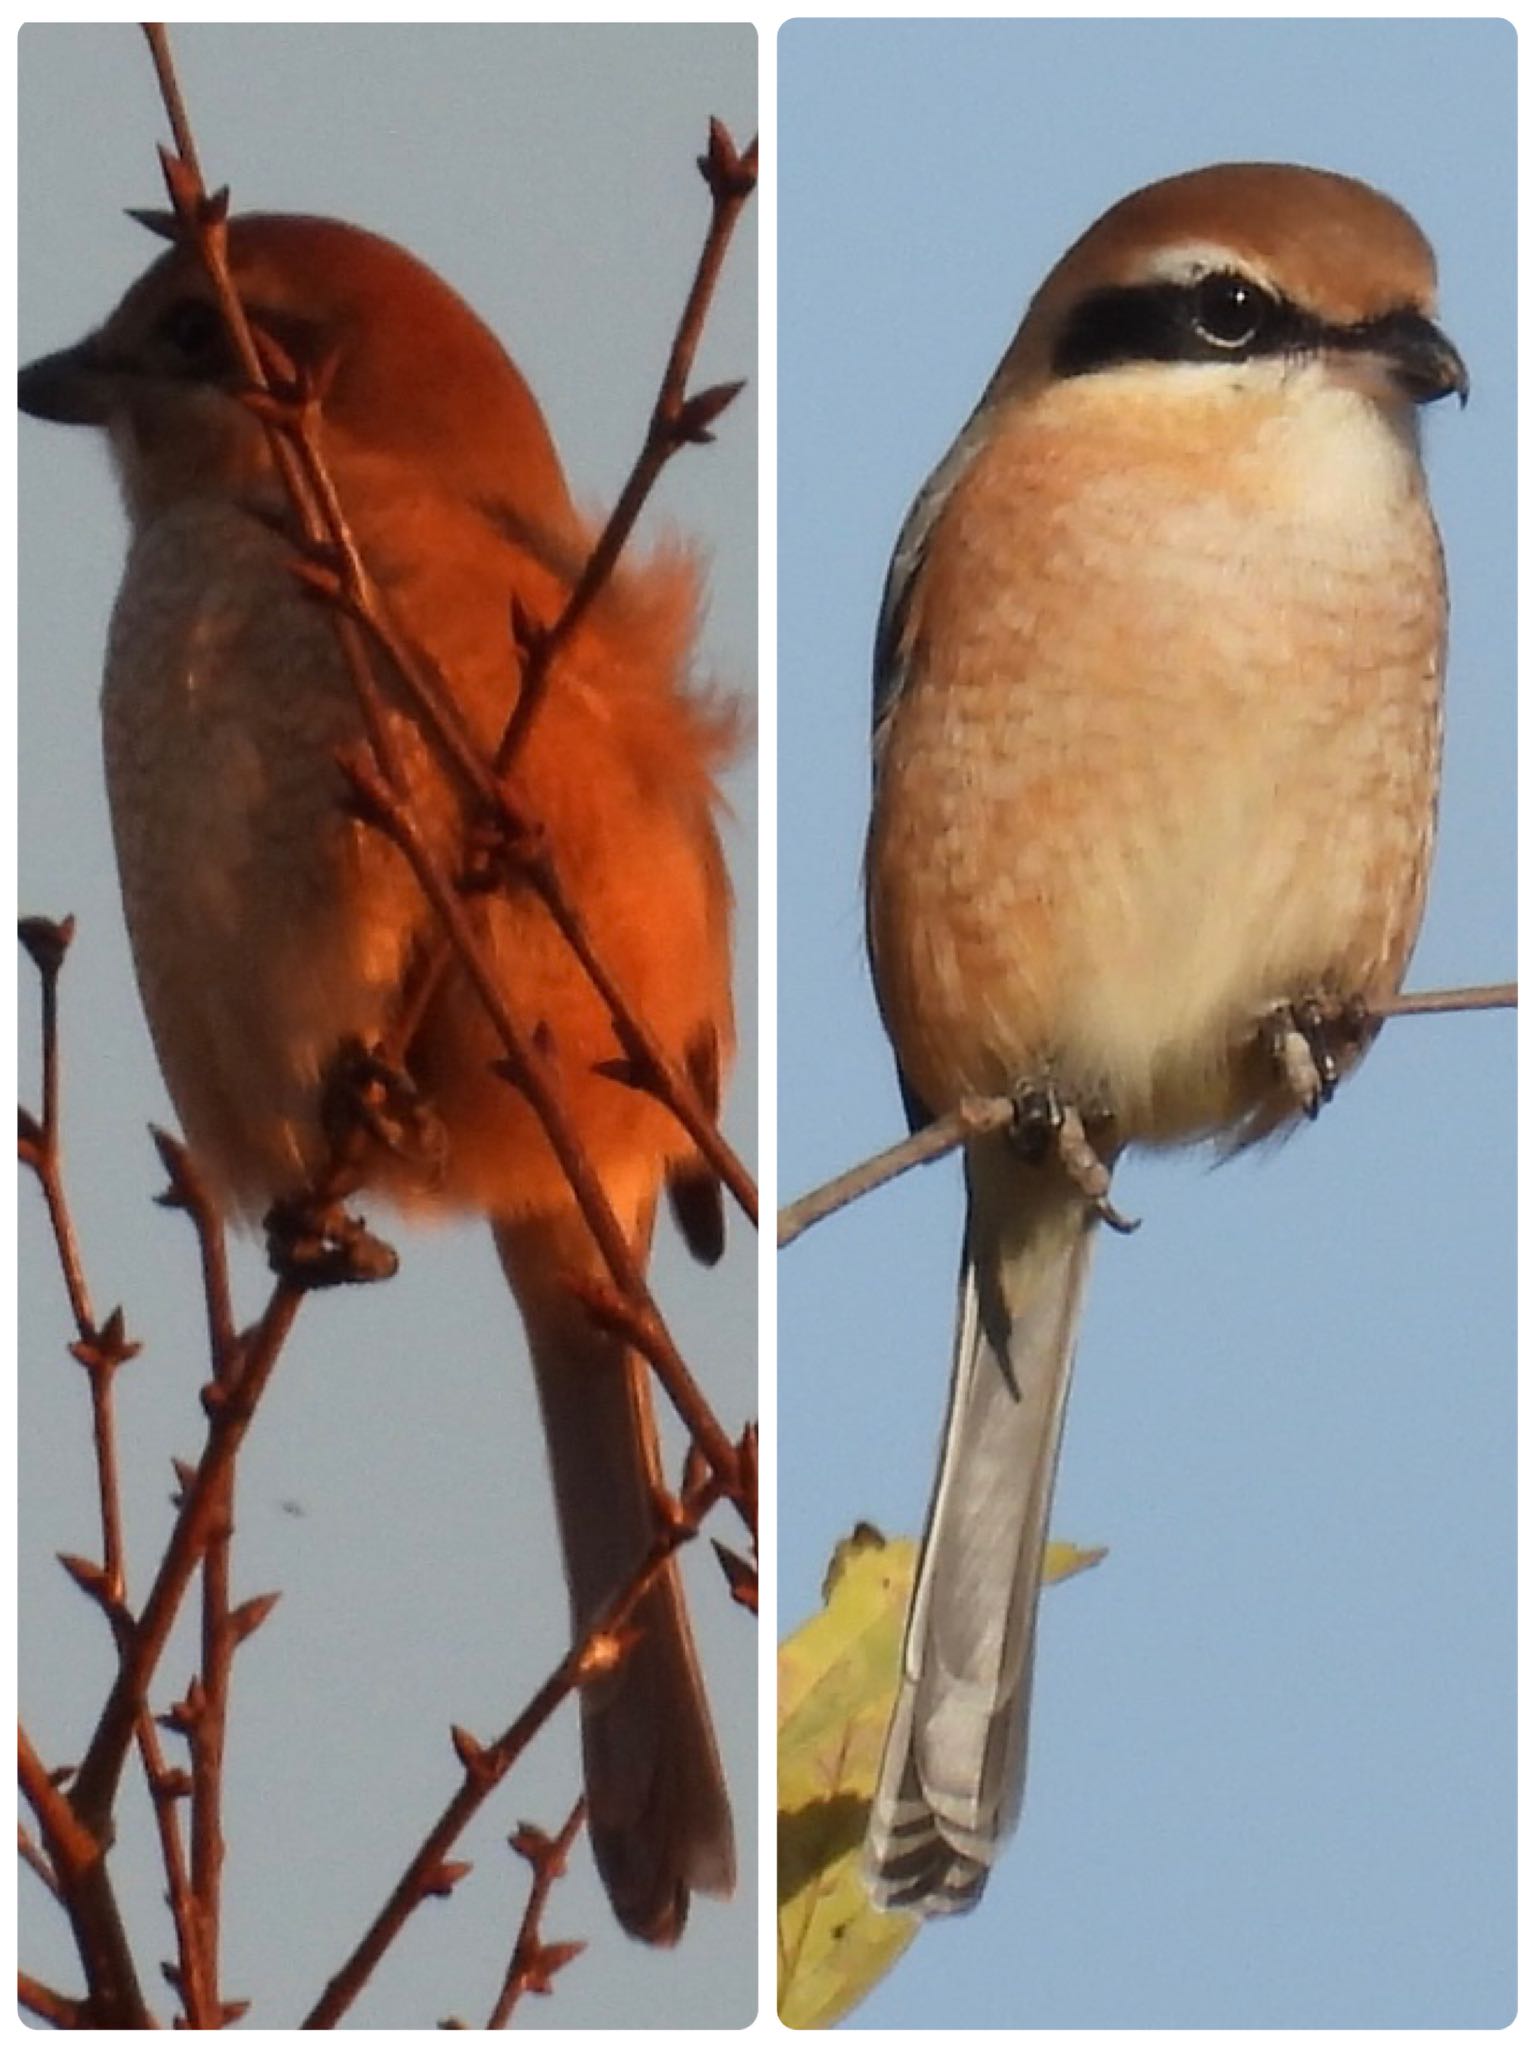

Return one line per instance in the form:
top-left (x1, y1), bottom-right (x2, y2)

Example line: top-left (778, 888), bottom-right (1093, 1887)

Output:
top-left (19, 211), bottom-right (739, 1945)
top-left (861, 162), bottom-right (1466, 1916)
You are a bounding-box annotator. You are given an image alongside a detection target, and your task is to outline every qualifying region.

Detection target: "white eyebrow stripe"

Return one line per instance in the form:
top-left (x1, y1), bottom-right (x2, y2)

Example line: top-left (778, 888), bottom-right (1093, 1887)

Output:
top-left (1132, 241), bottom-right (1275, 289)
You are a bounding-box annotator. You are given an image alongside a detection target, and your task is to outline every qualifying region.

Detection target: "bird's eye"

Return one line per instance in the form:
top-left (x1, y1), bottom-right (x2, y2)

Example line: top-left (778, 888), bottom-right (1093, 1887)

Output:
top-left (158, 297), bottom-right (228, 370)
top-left (1190, 272), bottom-right (1269, 351)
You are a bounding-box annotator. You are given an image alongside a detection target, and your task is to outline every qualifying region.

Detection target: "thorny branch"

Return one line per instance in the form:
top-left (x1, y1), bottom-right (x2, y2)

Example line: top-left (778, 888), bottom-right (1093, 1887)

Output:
top-left (18, 918), bottom-right (194, 2023)
top-left (487, 1799), bottom-right (589, 2027)
top-left (18, 926), bottom-right (306, 2011)
top-left (140, 30), bottom-right (756, 1507)
top-left (143, 27), bottom-right (756, 1240)
top-left (777, 979), bottom-right (1518, 1248)
top-left (18, 917), bottom-right (94, 1339)
top-left (343, 759), bottom-right (750, 1502)
top-left (154, 1129), bottom-right (250, 2022)
top-left (303, 1470), bottom-right (730, 2030)
top-left (22, 966), bottom-right (231, 2025)
top-left (19, 1970), bottom-right (86, 2029)
top-left (19, 1723), bottom-right (151, 2026)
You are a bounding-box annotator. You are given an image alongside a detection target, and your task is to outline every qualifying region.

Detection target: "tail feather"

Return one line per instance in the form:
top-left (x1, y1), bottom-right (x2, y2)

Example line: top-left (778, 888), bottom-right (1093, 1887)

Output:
top-left (494, 1204), bottom-right (734, 1944)
top-left (866, 1142), bottom-right (1096, 1914)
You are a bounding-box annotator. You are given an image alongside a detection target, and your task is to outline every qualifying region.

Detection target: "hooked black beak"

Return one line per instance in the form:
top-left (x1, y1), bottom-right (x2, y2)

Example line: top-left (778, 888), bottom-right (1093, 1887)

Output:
top-left (18, 336), bottom-right (116, 425)
top-left (1372, 308), bottom-right (1470, 408)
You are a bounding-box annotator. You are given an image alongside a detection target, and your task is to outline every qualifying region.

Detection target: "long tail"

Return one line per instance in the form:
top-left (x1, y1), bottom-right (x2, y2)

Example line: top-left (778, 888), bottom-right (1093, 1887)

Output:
top-left (493, 1204), bottom-right (734, 1945)
top-left (865, 1140), bottom-right (1097, 1915)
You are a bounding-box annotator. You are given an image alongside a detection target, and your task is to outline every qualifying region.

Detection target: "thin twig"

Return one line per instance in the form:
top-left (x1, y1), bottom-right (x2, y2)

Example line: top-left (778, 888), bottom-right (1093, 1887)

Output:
top-left (19, 916), bottom-right (95, 1339)
top-left (345, 757), bottom-right (751, 1520)
top-left (21, 927), bottom-right (166, 2023)
top-left (523, 850), bottom-right (759, 1227)
top-left (190, 1504), bottom-right (234, 2010)
top-left (69, 1315), bottom-right (140, 1616)
top-left (303, 1484), bottom-right (718, 2030)
top-left (153, 1129), bottom-right (239, 1372)
top-left (141, 23), bottom-right (202, 183)
top-left (495, 121), bottom-right (756, 773)
top-left (1373, 978), bottom-right (1516, 1018)
top-left (69, 1282), bottom-right (304, 1833)
top-left (151, 1134), bottom-right (241, 2016)
top-left (134, 1716), bottom-right (211, 2028)
top-left (778, 1098), bottom-right (1013, 1248)
top-left (19, 1970), bottom-right (85, 2029)
top-left (152, 103), bottom-right (754, 1248)
top-left (143, 55), bottom-right (754, 1484)
top-left (18, 1821), bottom-right (61, 1901)
top-left (383, 123), bottom-right (759, 1223)
top-left (486, 1798), bottom-right (588, 2027)
top-left (19, 1726), bottom-right (95, 1880)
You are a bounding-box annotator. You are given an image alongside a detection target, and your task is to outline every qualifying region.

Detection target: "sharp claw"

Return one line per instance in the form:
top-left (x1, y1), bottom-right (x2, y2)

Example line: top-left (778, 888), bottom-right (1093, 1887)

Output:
top-left (1009, 1083), bottom-right (1137, 1230)
top-left (1267, 1014), bottom-right (1325, 1117)
top-left (1094, 1192), bottom-right (1141, 1236)
top-left (1264, 994), bottom-right (1372, 1118)
top-left (1006, 1081), bottom-right (1062, 1165)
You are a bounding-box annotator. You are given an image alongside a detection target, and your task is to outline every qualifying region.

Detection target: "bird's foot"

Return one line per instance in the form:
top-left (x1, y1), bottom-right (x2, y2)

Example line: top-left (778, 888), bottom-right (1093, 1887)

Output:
top-left (264, 1195), bottom-right (399, 1290)
top-left (1261, 995), bottom-right (1371, 1120)
top-left (1007, 1082), bottom-right (1138, 1234)
top-left (322, 1039), bottom-right (448, 1182)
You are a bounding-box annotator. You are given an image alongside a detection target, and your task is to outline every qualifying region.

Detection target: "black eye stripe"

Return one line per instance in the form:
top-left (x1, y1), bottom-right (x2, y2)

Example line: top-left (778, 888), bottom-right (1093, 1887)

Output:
top-left (1051, 276), bottom-right (1452, 387)
top-left (1052, 275), bottom-right (1307, 378)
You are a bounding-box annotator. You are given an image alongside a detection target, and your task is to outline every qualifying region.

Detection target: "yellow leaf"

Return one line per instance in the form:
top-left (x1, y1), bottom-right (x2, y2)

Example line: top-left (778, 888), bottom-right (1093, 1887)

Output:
top-left (777, 1524), bottom-right (1105, 2027)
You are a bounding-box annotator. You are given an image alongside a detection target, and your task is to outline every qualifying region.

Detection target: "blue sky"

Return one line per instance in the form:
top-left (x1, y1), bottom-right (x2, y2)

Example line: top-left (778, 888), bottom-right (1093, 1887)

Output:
top-left (18, 23), bottom-right (756, 2031)
top-left (779, 17), bottom-right (1515, 2030)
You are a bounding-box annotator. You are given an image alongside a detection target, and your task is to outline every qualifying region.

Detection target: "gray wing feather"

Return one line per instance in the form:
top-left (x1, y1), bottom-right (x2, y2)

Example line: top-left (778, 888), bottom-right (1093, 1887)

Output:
top-left (872, 409), bottom-right (995, 760)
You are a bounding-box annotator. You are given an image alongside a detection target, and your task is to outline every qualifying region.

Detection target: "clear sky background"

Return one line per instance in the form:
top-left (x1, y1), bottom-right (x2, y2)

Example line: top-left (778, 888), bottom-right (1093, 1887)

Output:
top-left (779, 17), bottom-right (1515, 2031)
top-left (18, 23), bottom-right (756, 2031)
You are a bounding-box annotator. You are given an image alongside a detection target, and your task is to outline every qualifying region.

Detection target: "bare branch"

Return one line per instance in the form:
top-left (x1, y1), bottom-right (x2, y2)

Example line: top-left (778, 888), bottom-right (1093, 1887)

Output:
top-left (18, 916), bottom-right (96, 1339)
top-left (135, 1716), bottom-right (213, 2027)
top-left (18, 1822), bottom-right (59, 1901)
top-left (304, 1482), bottom-right (719, 2028)
top-left (19, 1724), bottom-right (151, 2026)
top-left (346, 759), bottom-right (752, 1525)
top-left (139, 56), bottom-right (755, 1499)
top-left (495, 120), bottom-right (757, 773)
top-left (779, 1098), bottom-right (1014, 1248)
top-left (19, 1969), bottom-right (85, 2029)
top-left (69, 1280), bottom-right (304, 1833)
top-left (1373, 978), bottom-right (1516, 1019)
top-left (486, 1799), bottom-right (588, 2027)
top-left (141, 24), bottom-right (202, 184)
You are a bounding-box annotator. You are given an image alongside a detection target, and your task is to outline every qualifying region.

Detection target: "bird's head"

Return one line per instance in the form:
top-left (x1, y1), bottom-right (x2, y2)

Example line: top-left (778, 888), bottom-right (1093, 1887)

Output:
top-left (19, 211), bottom-right (578, 537)
top-left (992, 162), bottom-right (1467, 422)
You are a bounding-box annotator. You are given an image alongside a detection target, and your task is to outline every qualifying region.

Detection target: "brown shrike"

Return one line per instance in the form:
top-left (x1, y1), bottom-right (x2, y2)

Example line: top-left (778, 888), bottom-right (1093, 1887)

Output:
top-left (19, 214), bottom-right (737, 1944)
top-left (863, 164), bottom-right (1466, 1914)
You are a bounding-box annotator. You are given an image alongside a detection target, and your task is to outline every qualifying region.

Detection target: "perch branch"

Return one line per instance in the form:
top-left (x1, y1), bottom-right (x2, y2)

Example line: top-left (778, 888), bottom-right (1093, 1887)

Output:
top-left (778, 979), bottom-right (1518, 1248)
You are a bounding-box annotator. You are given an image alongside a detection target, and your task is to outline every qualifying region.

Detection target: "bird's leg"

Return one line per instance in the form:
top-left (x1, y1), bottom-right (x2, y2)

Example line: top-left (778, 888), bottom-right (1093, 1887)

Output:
top-left (1007, 1081), bottom-right (1138, 1234)
top-left (259, 1039), bottom-right (450, 1289)
top-left (1261, 995), bottom-right (1372, 1120)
